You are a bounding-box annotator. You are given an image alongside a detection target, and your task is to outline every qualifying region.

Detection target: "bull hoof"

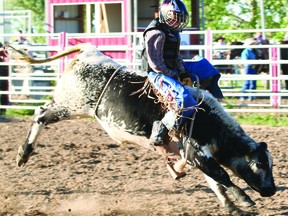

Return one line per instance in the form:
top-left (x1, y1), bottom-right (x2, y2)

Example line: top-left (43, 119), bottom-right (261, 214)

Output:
top-left (226, 201), bottom-right (253, 216)
top-left (226, 206), bottom-right (243, 216)
top-left (240, 197), bottom-right (256, 207)
top-left (16, 145), bottom-right (32, 167)
top-left (230, 209), bottom-right (247, 216)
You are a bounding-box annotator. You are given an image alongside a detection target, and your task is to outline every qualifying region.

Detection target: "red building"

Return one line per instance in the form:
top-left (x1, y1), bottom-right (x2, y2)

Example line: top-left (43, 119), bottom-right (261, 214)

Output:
top-left (45, 0), bottom-right (200, 60)
top-left (45, 0), bottom-right (160, 59)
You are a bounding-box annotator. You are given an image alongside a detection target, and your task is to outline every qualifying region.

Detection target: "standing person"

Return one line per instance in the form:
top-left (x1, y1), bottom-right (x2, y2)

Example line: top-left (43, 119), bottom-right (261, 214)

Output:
top-left (254, 32), bottom-right (264, 44)
top-left (14, 30), bottom-right (29, 45)
top-left (215, 36), bottom-right (226, 46)
top-left (142, 0), bottom-right (196, 146)
top-left (213, 36), bottom-right (227, 59)
top-left (240, 38), bottom-right (258, 101)
top-left (0, 42), bottom-right (9, 115)
top-left (213, 36), bottom-right (231, 73)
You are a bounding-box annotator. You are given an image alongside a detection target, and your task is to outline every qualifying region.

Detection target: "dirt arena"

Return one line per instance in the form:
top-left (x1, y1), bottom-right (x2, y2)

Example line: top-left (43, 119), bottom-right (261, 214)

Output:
top-left (0, 116), bottom-right (287, 216)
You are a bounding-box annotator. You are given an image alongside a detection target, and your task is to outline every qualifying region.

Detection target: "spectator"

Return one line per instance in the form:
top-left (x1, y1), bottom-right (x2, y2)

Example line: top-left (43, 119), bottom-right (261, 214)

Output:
top-left (13, 30), bottom-right (30, 45)
top-left (0, 42), bottom-right (9, 115)
top-left (254, 32), bottom-right (264, 44)
top-left (213, 36), bottom-right (227, 59)
top-left (240, 38), bottom-right (258, 102)
top-left (215, 36), bottom-right (226, 45)
top-left (213, 36), bottom-right (231, 74)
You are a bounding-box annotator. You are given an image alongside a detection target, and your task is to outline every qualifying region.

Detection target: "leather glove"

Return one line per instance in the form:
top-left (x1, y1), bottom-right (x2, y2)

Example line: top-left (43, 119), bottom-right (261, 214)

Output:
top-left (181, 77), bottom-right (193, 86)
top-left (179, 70), bottom-right (193, 86)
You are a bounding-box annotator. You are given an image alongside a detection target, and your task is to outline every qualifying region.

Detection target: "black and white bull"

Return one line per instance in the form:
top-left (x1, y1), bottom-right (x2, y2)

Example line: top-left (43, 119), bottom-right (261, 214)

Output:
top-left (11, 44), bottom-right (276, 215)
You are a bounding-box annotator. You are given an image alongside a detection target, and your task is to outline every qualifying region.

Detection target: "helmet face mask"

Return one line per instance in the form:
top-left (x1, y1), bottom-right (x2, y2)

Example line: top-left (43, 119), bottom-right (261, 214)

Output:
top-left (159, 0), bottom-right (189, 31)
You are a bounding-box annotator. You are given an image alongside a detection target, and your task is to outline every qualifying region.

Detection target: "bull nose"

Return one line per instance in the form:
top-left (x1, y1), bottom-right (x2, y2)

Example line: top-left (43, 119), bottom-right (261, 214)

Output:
top-left (260, 187), bottom-right (276, 197)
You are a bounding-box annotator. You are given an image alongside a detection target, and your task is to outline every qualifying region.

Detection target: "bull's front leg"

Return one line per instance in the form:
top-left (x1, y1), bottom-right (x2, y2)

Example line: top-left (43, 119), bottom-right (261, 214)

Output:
top-left (204, 174), bottom-right (255, 215)
top-left (17, 101), bottom-right (71, 167)
top-left (185, 143), bottom-right (255, 214)
top-left (204, 174), bottom-right (242, 215)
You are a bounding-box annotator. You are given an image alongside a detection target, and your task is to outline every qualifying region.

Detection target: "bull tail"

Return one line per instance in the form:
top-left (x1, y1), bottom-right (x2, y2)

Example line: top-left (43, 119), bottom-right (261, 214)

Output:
top-left (7, 44), bottom-right (83, 64)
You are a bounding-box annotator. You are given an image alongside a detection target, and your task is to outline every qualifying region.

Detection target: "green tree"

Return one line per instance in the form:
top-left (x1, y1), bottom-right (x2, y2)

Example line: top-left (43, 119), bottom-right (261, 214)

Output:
top-left (4, 0), bottom-right (288, 43)
top-left (4, 0), bottom-right (45, 33)
top-left (203, 0), bottom-right (288, 42)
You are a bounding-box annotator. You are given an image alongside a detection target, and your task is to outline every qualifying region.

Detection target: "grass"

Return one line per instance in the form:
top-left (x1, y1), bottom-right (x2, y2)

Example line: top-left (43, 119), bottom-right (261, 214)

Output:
top-left (5, 109), bottom-right (35, 117)
top-left (232, 113), bottom-right (288, 127)
top-left (2, 108), bottom-right (288, 127)
top-left (3, 96), bottom-right (52, 117)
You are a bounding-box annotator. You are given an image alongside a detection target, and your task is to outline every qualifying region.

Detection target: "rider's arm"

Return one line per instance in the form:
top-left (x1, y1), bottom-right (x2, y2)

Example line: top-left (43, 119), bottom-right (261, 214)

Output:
top-left (176, 51), bottom-right (192, 85)
top-left (145, 29), bottom-right (178, 78)
top-left (176, 52), bottom-right (186, 74)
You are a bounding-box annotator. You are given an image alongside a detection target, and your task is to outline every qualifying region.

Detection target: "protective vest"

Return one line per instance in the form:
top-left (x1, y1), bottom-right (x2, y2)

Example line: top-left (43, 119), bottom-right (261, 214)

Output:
top-left (142, 18), bottom-right (181, 72)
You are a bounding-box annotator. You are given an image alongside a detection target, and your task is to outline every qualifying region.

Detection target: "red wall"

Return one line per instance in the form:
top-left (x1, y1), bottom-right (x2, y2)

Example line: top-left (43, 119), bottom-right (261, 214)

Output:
top-left (47, 0), bottom-right (129, 59)
top-left (50, 37), bottom-right (128, 59)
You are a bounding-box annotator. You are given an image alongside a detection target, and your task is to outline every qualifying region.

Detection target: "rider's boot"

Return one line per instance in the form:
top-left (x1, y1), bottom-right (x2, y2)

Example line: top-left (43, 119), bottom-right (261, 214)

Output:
top-left (150, 121), bottom-right (169, 146)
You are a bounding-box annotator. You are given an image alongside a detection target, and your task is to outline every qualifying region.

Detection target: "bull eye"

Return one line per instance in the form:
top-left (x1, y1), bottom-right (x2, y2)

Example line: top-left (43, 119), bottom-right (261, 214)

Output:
top-left (256, 161), bottom-right (268, 169)
top-left (249, 159), bottom-right (268, 170)
top-left (256, 162), bottom-right (263, 169)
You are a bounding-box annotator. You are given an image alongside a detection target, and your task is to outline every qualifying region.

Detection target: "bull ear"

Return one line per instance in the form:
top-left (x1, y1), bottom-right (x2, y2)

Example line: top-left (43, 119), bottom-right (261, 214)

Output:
top-left (250, 142), bottom-right (267, 153)
top-left (258, 142), bottom-right (267, 151)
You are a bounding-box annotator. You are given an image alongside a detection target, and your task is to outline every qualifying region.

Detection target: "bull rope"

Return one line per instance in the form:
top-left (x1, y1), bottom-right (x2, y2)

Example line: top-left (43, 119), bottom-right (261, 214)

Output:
top-left (94, 65), bottom-right (126, 118)
top-left (183, 74), bottom-right (201, 163)
top-left (188, 74), bottom-right (201, 138)
top-left (130, 72), bottom-right (202, 164)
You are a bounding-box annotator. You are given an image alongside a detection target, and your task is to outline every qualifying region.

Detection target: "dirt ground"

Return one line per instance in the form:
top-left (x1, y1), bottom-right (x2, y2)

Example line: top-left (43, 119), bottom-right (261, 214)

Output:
top-left (0, 116), bottom-right (287, 216)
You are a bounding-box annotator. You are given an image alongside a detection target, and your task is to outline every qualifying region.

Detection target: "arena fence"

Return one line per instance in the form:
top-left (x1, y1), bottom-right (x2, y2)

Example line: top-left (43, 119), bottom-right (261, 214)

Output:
top-left (1, 29), bottom-right (288, 113)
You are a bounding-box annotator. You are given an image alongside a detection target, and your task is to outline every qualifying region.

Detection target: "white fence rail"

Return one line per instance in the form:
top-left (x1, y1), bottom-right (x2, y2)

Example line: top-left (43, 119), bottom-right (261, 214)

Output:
top-left (1, 29), bottom-right (288, 113)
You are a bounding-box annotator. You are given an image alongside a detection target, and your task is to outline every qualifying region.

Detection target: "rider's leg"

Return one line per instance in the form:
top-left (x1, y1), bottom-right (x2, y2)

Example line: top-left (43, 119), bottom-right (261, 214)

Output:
top-left (150, 120), bottom-right (169, 146)
top-left (148, 72), bottom-right (197, 146)
top-left (150, 110), bottom-right (177, 146)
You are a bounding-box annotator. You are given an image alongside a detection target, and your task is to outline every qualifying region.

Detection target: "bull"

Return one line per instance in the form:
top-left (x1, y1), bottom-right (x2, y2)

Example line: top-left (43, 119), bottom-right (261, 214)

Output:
top-left (11, 44), bottom-right (276, 215)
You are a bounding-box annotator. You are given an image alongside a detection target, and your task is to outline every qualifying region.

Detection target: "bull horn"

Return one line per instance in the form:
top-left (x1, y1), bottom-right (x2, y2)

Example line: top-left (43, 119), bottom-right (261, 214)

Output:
top-left (7, 44), bottom-right (84, 64)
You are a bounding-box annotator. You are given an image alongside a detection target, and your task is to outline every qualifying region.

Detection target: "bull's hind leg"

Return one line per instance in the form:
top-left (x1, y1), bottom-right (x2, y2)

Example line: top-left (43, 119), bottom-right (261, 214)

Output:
top-left (17, 101), bottom-right (71, 167)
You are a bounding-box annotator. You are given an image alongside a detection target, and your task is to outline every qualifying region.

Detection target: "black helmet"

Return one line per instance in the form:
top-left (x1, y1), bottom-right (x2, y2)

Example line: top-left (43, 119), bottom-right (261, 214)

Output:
top-left (159, 0), bottom-right (189, 31)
